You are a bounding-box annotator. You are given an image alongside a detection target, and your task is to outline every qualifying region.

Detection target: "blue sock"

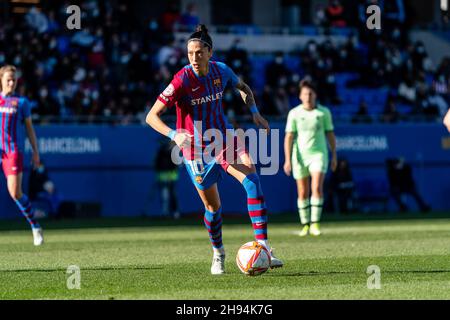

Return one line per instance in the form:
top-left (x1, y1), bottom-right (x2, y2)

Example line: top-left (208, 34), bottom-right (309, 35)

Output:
top-left (15, 195), bottom-right (40, 230)
top-left (242, 173), bottom-right (268, 240)
top-left (204, 207), bottom-right (223, 249)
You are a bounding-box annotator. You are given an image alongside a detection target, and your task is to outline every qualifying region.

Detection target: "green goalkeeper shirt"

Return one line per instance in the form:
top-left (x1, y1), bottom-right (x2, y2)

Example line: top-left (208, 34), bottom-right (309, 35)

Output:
top-left (285, 104), bottom-right (334, 159)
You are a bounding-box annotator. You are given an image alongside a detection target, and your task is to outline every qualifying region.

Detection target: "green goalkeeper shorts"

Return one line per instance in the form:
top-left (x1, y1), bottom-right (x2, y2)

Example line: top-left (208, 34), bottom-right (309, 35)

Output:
top-left (292, 152), bottom-right (329, 180)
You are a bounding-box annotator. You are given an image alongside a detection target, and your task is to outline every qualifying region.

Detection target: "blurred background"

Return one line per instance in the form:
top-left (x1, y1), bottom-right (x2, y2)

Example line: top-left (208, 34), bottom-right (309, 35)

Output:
top-left (0, 0), bottom-right (449, 219)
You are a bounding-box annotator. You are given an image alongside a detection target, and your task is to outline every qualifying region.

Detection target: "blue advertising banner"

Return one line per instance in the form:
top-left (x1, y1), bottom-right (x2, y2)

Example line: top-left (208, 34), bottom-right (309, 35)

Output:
top-left (0, 123), bottom-right (449, 218)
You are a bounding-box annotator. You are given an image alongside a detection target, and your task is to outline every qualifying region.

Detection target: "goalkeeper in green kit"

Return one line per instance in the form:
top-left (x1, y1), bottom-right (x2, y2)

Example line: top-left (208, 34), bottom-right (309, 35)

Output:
top-left (283, 79), bottom-right (337, 236)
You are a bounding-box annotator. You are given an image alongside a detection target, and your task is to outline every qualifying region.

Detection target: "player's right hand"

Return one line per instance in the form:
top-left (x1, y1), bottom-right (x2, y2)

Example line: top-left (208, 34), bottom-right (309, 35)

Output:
top-left (283, 162), bottom-right (292, 176)
top-left (173, 132), bottom-right (192, 148)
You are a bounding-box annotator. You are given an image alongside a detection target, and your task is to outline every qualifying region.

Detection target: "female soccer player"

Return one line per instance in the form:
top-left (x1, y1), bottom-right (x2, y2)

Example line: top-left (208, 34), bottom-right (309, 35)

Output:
top-left (146, 25), bottom-right (283, 275)
top-left (0, 65), bottom-right (43, 245)
top-left (284, 79), bottom-right (337, 237)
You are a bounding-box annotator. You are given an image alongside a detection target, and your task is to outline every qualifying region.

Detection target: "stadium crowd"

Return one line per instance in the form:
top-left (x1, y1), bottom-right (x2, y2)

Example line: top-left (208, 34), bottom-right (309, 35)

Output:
top-left (0, 0), bottom-right (448, 123)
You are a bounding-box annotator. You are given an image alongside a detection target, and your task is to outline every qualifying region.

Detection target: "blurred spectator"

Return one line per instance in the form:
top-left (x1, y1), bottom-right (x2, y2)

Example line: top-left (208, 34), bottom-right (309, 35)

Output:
top-left (28, 162), bottom-right (62, 218)
top-left (330, 159), bottom-right (356, 213)
top-left (179, 3), bottom-right (200, 31)
top-left (398, 76), bottom-right (416, 105)
top-left (428, 87), bottom-right (449, 117)
top-left (325, 0), bottom-right (347, 28)
top-left (160, 1), bottom-right (181, 32)
top-left (265, 52), bottom-right (291, 89)
top-left (380, 95), bottom-right (401, 123)
top-left (25, 7), bottom-right (49, 34)
top-left (153, 140), bottom-right (180, 219)
top-left (314, 4), bottom-right (328, 27)
top-left (226, 39), bottom-right (251, 83)
top-left (352, 100), bottom-right (373, 123)
top-left (385, 158), bottom-right (430, 213)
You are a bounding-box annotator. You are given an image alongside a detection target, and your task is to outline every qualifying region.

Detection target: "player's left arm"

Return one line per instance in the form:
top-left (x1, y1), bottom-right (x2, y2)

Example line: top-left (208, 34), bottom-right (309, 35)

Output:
top-left (24, 117), bottom-right (40, 168)
top-left (235, 79), bottom-right (270, 134)
top-left (324, 108), bottom-right (337, 172)
top-left (326, 131), bottom-right (337, 172)
top-left (444, 109), bottom-right (450, 133)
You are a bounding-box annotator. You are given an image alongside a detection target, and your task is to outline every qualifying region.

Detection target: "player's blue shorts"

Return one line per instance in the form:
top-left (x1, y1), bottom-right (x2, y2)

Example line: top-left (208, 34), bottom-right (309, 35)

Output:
top-left (184, 158), bottom-right (224, 191)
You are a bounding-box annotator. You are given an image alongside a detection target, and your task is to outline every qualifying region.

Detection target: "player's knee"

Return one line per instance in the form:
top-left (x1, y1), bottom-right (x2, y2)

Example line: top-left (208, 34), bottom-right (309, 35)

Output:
top-left (9, 189), bottom-right (23, 201)
top-left (205, 204), bottom-right (221, 213)
top-left (242, 173), bottom-right (262, 197)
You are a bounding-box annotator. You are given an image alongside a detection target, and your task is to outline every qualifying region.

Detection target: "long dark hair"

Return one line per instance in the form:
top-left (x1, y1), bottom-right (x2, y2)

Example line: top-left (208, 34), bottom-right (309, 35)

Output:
top-left (188, 24), bottom-right (213, 50)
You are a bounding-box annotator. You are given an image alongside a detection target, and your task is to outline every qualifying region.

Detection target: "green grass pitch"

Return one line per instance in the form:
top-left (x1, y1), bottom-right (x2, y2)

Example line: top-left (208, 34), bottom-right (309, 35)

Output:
top-left (1, 214), bottom-right (450, 300)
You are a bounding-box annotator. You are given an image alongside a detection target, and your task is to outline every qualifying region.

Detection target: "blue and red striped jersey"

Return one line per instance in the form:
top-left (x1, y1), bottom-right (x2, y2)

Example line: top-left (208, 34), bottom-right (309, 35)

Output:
top-left (0, 94), bottom-right (31, 153)
top-left (158, 61), bottom-right (240, 160)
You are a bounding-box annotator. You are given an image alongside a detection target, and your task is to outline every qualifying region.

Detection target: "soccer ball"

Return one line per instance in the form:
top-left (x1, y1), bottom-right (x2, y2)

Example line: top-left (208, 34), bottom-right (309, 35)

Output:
top-left (236, 241), bottom-right (271, 276)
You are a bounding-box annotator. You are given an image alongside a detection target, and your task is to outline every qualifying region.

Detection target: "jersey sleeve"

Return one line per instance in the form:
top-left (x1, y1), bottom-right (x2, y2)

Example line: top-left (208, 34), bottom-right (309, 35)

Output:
top-left (20, 98), bottom-right (32, 120)
top-left (323, 108), bottom-right (334, 132)
top-left (157, 76), bottom-right (184, 108)
top-left (285, 110), bottom-right (297, 133)
top-left (216, 62), bottom-right (239, 87)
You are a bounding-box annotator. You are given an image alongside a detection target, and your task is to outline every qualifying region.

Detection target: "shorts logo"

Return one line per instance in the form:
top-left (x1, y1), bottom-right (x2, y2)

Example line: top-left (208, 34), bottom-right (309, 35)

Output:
top-left (163, 84), bottom-right (175, 97)
top-left (195, 176), bottom-right (203, 184)
top-left (12, 167), bottom-right (17, 171)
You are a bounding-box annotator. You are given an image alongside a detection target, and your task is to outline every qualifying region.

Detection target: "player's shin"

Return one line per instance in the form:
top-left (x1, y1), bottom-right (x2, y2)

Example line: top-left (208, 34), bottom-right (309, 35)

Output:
top-left (204, 207), bottom-right (224, 255)
top-left (242, 174), bottom-right (268, 242)
top-left (310, 197), bottom-right (324, 223)
top-left (310, 197), bottom-right (324, 236)
top-left (297, 198), bottom-right (311, 225)
top-left (15, 194), bottom-right (40, 230)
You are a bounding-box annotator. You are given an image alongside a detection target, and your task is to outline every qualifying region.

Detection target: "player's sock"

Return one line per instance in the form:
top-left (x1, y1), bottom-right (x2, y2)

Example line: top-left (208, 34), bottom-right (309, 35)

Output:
top-left (297, 198), bottom-right (311, 225)
top-left (204, 207), bottom-right (224, 252)
top-left (242, 173), bottom-right (268, 241)
top-left (15, 194), bottom-right (40, 230)
top-left (310, 197), bottom-right (324, 223)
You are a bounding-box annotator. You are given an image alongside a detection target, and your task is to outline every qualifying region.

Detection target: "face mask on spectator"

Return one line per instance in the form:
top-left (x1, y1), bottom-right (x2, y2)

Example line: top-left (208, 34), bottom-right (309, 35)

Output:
top-left (233, 60), bottom-right (242, 68)
top-left (49, 39), bottom-right (57, 49)
top-left (14, 56), bottom-right (21, 66)
top-left (39, 88), bottom-right (48, 98)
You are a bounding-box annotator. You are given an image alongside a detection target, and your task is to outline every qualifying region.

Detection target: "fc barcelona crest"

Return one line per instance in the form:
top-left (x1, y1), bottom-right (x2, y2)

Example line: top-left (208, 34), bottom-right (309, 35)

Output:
top-left (11, 100), bottom-right (18, 107)
top-left (213, 78), bottom-right (221, 87)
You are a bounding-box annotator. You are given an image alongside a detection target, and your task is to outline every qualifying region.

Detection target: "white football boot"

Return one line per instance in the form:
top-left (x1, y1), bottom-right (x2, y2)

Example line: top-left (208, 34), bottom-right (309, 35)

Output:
top-left (32, 227), bottom-right (44, 246)
top-left (269, 249), bottom-right (284, 269)
top-left (257, 240), bottom-right (283, 269)
top-left (211, 253), bottom-right (225, 275)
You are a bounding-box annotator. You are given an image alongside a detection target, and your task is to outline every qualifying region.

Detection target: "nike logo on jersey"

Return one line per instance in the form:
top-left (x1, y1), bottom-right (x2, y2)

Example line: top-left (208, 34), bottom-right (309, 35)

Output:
top-left (192, 86), bottom-right (201, 92)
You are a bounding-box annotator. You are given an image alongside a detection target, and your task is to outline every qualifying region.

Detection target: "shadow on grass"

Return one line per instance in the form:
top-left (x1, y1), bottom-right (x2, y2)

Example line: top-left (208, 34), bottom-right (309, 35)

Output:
top-left (268, 269), bottom-right (450, 277)
top-left (1, 265), bottom-right (164, 273)
top-left (1, 212), bottom-right (449, 232)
